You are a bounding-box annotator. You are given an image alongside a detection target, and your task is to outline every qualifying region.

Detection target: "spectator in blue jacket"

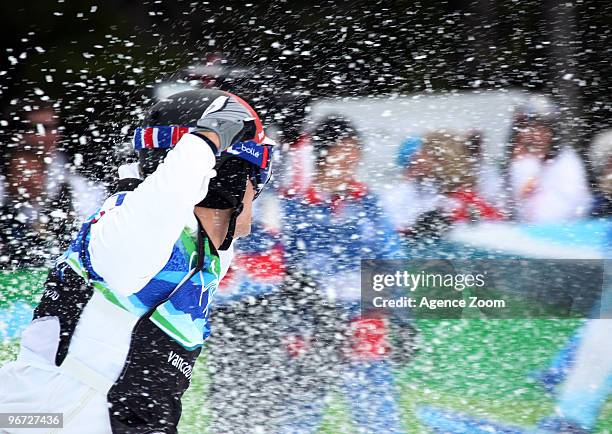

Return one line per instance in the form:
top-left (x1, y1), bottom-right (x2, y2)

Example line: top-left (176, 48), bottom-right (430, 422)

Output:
top-left (277, 114), bottom-right (416, 434)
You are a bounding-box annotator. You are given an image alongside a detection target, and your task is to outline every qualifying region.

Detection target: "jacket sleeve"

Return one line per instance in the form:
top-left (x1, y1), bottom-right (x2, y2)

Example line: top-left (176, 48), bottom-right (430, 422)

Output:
top-left (88, 133), bottom-right (217, 297)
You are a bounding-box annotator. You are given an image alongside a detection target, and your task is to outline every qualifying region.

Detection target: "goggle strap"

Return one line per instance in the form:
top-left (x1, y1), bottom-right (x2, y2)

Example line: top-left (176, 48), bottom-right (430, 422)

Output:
top-left (133, 126), bottom-right (195, 150)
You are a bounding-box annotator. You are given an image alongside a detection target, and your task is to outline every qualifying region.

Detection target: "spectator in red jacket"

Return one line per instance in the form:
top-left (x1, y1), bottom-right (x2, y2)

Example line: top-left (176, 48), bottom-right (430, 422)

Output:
top-left (417, 130), bottom-right (504, 223)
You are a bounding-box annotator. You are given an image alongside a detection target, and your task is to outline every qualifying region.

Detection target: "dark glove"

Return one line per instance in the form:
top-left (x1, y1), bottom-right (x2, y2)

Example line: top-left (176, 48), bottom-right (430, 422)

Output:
top-left (196, 94), bottom-right (257, 152)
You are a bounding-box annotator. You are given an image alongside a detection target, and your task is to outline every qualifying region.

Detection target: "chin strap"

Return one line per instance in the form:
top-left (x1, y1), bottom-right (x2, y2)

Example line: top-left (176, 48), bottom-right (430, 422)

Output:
top-left (197, 159), bottom-right (250, 251)
top-left (218, 203), bottom-right (243, 251)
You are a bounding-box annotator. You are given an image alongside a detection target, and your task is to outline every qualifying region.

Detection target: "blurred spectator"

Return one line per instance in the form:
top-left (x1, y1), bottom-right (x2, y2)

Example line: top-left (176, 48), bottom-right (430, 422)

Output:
top-left (0, 102), bottom-right (106, 268)
top-left (506, 115), bottom-right (591, 222)
top-left (0, 148), bottom-right (68, 267)
top-left (384, 130), bottom-right (503, 240)
top-left (418, 130), bottom-right (503, 224)
top-left (277, 114), bottom-right (415, 433)
top-left (382, 136), bottom-right (446, 235)
top-left (589, 129), bottom-right (612, 217)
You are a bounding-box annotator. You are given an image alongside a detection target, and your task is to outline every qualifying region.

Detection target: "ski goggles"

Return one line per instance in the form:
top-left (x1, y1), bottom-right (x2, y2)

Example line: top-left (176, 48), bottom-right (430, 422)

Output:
top-left (133, 125), bottom-right (273, 198)
top-left (223, 140), bottom-right (273, 199)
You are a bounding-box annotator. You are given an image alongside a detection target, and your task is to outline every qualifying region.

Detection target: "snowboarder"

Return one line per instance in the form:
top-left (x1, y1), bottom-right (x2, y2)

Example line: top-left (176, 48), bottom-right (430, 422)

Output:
top-left (0, 88), bottom-right (275, 433)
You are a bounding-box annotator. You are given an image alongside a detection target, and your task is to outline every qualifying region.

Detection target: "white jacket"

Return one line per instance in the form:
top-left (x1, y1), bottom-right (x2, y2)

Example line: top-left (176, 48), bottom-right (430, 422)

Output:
top-left (0, 134), bottom-right (228, 434)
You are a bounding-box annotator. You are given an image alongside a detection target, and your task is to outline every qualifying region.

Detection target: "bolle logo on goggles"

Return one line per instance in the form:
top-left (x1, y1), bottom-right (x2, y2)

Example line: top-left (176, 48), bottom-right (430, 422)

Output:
top-left (227, 141), bottom-right (261, 158)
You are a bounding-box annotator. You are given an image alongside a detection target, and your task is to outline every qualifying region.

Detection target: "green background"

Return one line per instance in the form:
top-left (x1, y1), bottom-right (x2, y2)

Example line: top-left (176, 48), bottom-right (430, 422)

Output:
top-left (1, 270), bottom-right (610, 433)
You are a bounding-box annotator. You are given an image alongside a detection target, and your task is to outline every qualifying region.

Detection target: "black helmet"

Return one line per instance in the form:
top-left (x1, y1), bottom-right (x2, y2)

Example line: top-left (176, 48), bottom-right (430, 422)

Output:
top-left (135, 89), bottom-right (274, 250)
